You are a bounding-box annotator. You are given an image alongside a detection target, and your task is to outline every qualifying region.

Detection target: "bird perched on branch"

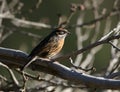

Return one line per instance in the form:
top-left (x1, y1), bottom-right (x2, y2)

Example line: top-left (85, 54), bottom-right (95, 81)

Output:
top-left (22, 27), bottom-right (70, 70)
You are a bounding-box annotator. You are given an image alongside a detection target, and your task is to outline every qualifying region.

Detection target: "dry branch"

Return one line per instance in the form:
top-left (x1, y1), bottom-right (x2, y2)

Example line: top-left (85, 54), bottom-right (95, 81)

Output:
top-left (55, 34), bottom-right (120, 61)
top-left (0, 12), bottom-right (51, 29)
top-left (55, 22), bottom-right (120, 61)
top-left (0, 7), bottom-right (119, 29)
top-left (0, 47), bottom-right (120, 89)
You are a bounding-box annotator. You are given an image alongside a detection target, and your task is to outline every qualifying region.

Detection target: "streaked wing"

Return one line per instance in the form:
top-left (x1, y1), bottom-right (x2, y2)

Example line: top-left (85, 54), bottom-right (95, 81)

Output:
top-left (28, 34), bottom-right (52, 59)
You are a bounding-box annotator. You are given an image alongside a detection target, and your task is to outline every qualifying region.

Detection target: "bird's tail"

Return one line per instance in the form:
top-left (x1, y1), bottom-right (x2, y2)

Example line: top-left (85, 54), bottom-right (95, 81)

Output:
top-left (21, 55), bottom-right (37, 71)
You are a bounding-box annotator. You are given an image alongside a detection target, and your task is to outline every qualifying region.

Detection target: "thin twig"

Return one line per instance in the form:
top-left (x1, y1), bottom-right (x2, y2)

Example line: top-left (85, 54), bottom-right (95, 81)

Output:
top-left (0, 12), bottom-right (51, 29)
top-left (69, 57), bottom-right (95, 72)
top-left (69, 8), bottom-right (120, 28)
top-left (5, 27), bottom-right (42, 39)
top-left (0, 74), bottom-right (7, 82)
top-left (106, 72), bottom-right (120, 79)
top-left (0, 30), bottom-right (13, 44)
top-left (108, 61), bottom-right (120, 75)
top-left (109, 41), bottom-right (120, 51)
top-left (0, 62), bottom-right (20, 86)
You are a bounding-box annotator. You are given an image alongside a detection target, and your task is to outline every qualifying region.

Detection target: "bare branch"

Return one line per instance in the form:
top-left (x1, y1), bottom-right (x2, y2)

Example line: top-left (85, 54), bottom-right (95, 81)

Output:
top-left (0, 62), bottom-right (20, 86)
top-left (55, 34), bottom-right (120, 61)
top-left (106, 72), bottom-right (120, 79)
top-left (0, 12), bottom-right (51, 29)
top-left (0, 7), bottom-right (119, 30)
top-left (69, 8), bottom-right (120, 28)
top-left (55, 22), bottom-right (120, 61)
top-left (109, 41), bottom-right (120, 51)
top-left (69, 57), bottom-right (95, 72)
top-left (0, 47), bottom-right (120, 89)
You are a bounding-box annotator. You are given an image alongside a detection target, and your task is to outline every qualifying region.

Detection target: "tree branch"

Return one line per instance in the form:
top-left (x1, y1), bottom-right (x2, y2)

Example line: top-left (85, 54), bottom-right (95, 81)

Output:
top-left (55, 22), bottom-right (120, 60)
top-left (55, 34), bottom-right (120, 61)
top-left (0, 12), bottom-right (51, 29)
top-left (0, 47), bottom-right (120, 89)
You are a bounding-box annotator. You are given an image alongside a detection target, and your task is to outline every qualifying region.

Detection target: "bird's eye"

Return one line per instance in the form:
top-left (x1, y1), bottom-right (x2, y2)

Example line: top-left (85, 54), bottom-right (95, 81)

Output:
top-left (57, 31), bottom-right (65, 35)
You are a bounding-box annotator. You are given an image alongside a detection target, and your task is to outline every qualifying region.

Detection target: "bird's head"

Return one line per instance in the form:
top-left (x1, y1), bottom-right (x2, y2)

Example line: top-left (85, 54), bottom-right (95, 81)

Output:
top-left (54, 28), bottom-right (70, 39)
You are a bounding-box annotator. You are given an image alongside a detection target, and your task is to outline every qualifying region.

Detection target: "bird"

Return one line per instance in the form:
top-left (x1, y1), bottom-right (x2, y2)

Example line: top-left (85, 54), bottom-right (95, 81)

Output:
top-left (22, 27), bottom-right (70, 70)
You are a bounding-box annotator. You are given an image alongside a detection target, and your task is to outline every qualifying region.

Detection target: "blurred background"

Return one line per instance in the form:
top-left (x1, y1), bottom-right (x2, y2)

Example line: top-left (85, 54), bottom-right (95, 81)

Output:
top-left (0, 0), bottom-right (120, 92)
